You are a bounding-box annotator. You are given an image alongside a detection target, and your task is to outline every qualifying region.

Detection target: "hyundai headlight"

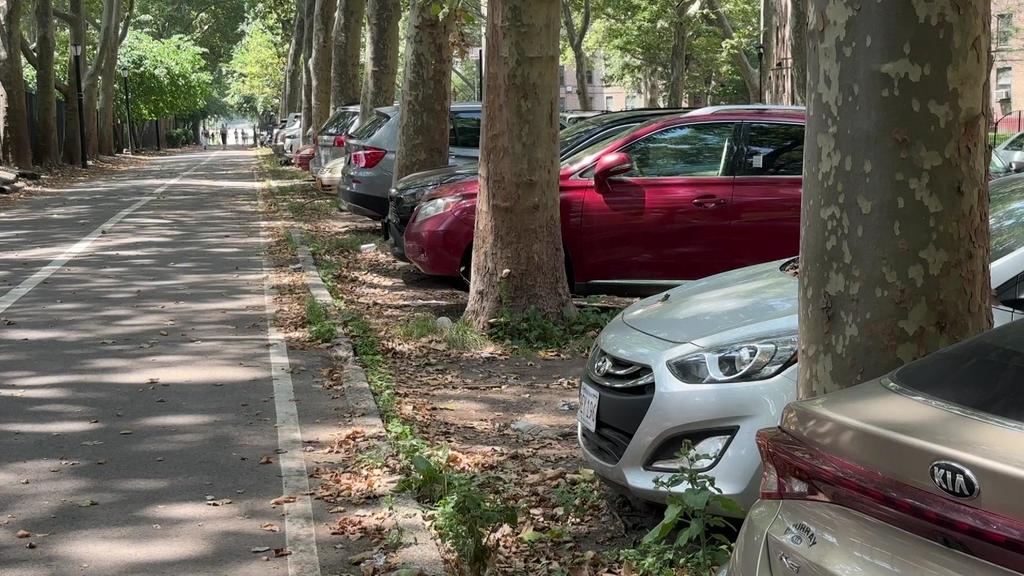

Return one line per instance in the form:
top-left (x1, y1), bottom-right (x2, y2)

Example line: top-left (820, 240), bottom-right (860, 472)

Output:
top-left (667, 334), bottom-right (797, 384)
top-left (415, 195), bottom-right (462, 222)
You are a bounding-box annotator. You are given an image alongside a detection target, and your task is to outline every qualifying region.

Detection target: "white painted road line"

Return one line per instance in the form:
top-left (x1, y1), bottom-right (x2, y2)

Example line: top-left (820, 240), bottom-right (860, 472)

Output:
top-left (0, 153), bottom-right (218, 315)
top-left (258, 173), bottom-right (322, 576)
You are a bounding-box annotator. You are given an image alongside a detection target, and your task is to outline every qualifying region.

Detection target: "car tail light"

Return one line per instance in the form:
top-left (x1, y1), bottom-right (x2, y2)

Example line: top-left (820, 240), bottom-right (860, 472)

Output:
top-left (757, 428), bottom-right (1024, 571)
top-left (333, 135), bottom-right (346, 148)
top-left (350, 146), bottom-right (387, 169)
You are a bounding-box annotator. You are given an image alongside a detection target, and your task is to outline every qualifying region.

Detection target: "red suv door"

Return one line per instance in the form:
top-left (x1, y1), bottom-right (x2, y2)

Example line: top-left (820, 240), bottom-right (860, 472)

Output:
top-left (577, 121), bottom-right (740, 284)
top-left (731, 121), bottom-right (804, 266)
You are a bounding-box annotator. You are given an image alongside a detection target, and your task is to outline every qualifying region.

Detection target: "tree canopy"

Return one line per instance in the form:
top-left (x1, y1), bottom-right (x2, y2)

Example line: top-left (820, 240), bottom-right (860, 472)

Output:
top-left (117, 31), bottom-right (213, 120)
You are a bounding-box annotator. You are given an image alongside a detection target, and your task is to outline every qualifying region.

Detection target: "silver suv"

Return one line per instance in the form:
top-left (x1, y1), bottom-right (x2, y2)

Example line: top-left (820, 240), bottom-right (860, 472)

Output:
top-left (339, 102), bottom-right (482, 220)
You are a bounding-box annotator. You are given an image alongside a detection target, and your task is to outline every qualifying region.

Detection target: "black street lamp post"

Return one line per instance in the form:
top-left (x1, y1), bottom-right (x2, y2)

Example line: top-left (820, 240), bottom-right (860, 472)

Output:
top-left (70, 43), bottom-right (87, 168)
top-left (120, 69), bottom-right (134, 154)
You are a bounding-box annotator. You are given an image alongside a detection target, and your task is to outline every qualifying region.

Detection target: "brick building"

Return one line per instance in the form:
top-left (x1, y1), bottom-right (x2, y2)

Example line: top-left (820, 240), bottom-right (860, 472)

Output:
top-left (559, 56), bottom-right (644, 112)
top-left (993, 0), bottom-right (1023, 125)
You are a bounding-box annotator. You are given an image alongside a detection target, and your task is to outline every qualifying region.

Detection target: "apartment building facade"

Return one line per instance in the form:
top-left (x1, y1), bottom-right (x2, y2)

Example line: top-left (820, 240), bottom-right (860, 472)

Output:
top-left (993, 0), bottom-right (1023, 127)
top-left (559, 57), bottom-right (644, 112)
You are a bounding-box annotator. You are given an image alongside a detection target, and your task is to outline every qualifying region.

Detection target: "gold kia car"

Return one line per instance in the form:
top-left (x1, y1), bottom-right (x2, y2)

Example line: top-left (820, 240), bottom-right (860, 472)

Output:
top-left (725, 318), bottom-right (1024, 575)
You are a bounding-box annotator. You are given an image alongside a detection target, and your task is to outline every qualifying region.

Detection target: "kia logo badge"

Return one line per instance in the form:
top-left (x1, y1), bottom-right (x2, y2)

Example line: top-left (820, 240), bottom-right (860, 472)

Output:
top-left (930, 461), bottom-right (980, 500)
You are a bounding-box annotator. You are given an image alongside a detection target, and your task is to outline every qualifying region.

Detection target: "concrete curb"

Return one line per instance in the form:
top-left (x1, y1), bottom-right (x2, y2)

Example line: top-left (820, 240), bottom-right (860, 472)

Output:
top-left (289, 228), bottom-right (446, 576)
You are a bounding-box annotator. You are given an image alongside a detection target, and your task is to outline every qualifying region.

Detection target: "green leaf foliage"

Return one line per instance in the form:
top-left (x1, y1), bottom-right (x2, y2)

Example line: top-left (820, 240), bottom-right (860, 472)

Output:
top-left (118, 31), bottom-right (213, 120)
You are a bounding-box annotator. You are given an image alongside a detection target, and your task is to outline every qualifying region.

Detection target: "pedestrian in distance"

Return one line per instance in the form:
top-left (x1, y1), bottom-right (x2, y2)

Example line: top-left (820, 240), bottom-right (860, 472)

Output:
top-left (234, 129), bottom-right (239, 145)
top-left (200, 129), bottom-right (208, 151)
top-left (241, 130), bottom-right (249, 146)
top-left (220, 125), bottom-right (228, 150)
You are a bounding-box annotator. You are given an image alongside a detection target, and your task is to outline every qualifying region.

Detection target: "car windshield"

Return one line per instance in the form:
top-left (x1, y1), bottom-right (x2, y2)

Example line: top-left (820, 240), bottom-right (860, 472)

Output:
top-left (322, 111), bottom-right (358, 134)
top-left (350, 112), bottom-right (390, 140)
top-left (990, 176), bottom-right (1024, 260)
top-left (892, 320), bottom-right (1024, 424)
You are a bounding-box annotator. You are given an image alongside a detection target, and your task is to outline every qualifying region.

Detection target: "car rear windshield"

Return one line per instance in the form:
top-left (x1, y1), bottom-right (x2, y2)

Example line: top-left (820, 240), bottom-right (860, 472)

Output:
top-left (322, 111), bottom-right (358, 134)
top-left (350, 112), bottom-right (390, 141)
top-left (893, 320), bottom-right (1024, 425)
top-left (990, 175), bottom-right (1024, 261)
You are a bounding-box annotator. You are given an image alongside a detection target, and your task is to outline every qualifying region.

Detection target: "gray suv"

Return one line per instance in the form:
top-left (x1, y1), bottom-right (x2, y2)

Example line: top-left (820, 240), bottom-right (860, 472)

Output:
top-left (339, 102), bottom-right (482, 220)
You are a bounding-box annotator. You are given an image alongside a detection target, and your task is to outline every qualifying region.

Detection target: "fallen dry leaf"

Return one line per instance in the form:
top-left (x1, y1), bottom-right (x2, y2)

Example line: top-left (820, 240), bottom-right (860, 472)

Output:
top-left (258, 456), bottom-right (274, 465)
top-left (15, 530), bottom-right (31, 538)
top-left (205, 499), bottom-right (233, 507)
top-left (261, 523), bottom-right (280, 532)
top-left (273, 547), bottom-right (292, 558)
top-left (270, 495), bottom-right (297, 506)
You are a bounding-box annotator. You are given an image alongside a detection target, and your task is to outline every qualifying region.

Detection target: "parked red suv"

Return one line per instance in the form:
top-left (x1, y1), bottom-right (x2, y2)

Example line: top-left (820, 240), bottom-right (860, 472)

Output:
top-left (403, 106), bottom-right (805, 292)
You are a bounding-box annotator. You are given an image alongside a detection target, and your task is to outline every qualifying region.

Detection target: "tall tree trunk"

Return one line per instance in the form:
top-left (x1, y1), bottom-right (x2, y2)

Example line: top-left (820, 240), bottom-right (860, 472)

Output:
top-left (300, 0), bottom-right (314, 143)
top-left (464, 0), bottom-right (573, 330)
top-left (63, 0), bottom-right (85, 165)
top-left (706, 0), bottom-right (759, 103)
top-left (309, 0), bottom-right (335, 134)
top-left (393, 0), bottom-right (455, 184)
top-left (83, 0), bottom-right (119, 158)
top-left (281, 0), bottom-right (305, 118)
top-left (667, 1), bottom-right (696, 108)
top-left (359, 0), bottom-right (400, 121)
top-left (97, 0), bottom-right (133, 156)
top-left (561, 0), bottom-right (591, 111)
top-left (33, 0), bottom-right (59, 166)
top-left (798, 0), bottom-right (992, 398)
top-left (643, 72), bottom-right (659, 107)
top-left (788, 0), bottom-right (806, 105)
top-left (1, 0), bottom-right (32, 168)
top-left (331, 0), bottom-right (364, 109)
top-left (761, 0), bottom-right (776, 103)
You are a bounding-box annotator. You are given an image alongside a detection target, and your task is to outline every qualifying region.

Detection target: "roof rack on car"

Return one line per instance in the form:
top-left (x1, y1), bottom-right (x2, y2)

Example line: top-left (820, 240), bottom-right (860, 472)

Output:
top-left (688, 104), bottom-right (806, 115)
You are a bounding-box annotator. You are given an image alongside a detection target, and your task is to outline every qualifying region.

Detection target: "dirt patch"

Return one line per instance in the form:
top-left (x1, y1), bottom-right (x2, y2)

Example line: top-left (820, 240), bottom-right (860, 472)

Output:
top-left (259, 155), bottom-right (662, 575)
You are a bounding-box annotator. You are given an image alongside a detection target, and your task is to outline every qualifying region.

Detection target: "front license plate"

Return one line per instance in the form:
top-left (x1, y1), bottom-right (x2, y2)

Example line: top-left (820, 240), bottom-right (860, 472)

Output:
top-left (577, 384), bottom-right (600, 433)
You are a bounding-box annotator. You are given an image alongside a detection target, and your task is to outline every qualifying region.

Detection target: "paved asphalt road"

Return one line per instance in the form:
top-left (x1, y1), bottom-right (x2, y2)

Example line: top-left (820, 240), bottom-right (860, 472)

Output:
top-left (0, 150), bottom-right (325, 576)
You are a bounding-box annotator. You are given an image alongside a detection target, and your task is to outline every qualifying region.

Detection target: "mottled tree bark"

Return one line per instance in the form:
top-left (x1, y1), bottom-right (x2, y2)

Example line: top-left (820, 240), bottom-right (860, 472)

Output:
top-left (32, 0), bottom-right (59, 166)
top-left (393, 0), bottom-right (455, 184)
top-left (97, 0), bottom-right (133, 156)
top-left (788, 0), bottom-right (806, 104)
top-left (464, 0), bottom-right (574, 330)
top-left (281, 0), bottom-right (305, 118)
top-left (0, 0), bottom-right (32, 168)
top-left (706, 0), bottom-right (759, 103)
top-left (666, 0), bottom-right (697, 108)
top-left (798, 0), bottom-right (992, 398)
top-left (63, 0), bottom-right (86, 165)
top-left (561, 0), bottom-right (591, 111)
top-left (331, 0), bottom-right (364, 109)
top-left (84, 0), bottom-right (120, 158)
top-left (359, 0), bottom-right (400, 121)
top-left (300, 0), bottom-right (315, 143)
top-left (309, 0), bottom-right (335, 133)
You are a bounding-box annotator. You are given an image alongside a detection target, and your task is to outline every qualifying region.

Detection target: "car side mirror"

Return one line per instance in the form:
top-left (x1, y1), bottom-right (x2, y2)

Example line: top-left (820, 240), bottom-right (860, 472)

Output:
top-left (594, 152), bottom-right (633, 193)
top-left (1011, 161), bottom-right (1024, 174)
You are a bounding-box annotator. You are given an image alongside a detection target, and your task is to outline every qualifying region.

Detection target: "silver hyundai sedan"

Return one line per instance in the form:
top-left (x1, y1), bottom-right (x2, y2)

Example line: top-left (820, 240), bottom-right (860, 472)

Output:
top-left (578, 173), bottom-right (1024, 513)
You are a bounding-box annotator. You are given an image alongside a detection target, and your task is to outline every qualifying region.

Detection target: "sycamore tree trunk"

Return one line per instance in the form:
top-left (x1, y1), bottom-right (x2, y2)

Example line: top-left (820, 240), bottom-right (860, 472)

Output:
top-left (666, 0), bottom-right (697, 108)
top-left (1, 0), bottom-right (32, 168)
top-left (789, 0), bottom-right (806, 104)
top-left (798, 0), bottom-right (992, 398)
top-left (331, 0), bottom-right (364, 109)
top-left (392, 0), bottom-right (455, 184)
top-left (309, 0), bottom-right (335, 133)
top-left (97, 0), bottom-right (133, 156)
top-left (83, 0), bottom-right (119, 158)
top-left (561, 0), bottom-right (591, 111)
top-left (33, 0), bottom-right (59, 166)
top-left (281, 0), bottom-right (305, 118)
top-left (706, 0), bottom-right (759, 103)
top-left (359, 0), bottom-right (400, 121)
top-left (63, 0), bottom-right (86, 165)
top-left (464, 0), bottom-right (574, 330)
top-left (300, 0), bottom-right (315, 143)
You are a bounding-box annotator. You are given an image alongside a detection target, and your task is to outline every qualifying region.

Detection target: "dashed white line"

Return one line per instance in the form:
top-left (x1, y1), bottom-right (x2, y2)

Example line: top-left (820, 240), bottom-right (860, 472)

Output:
top-left (0, 153), bottom-right (218, 314)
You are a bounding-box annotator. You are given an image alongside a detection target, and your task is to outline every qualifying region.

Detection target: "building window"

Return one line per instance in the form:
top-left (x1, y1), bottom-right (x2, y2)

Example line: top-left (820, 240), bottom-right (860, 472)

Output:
top-left (997, 67), bottom-right (1013, 91)
top-left (605, 96), bottom-right (614, 111)
top-left (559, 65), bottom-right (565, 87)
top-left (997, 13), bottom-right (1014, 46)
top-left (586, 70), bottom-right (594, 85)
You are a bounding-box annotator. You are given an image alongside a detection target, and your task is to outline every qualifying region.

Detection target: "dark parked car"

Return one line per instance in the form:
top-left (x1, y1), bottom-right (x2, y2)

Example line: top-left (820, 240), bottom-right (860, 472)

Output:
top-left (403, 105), bottom-right (806, 293)
top-left (339, 103), bottom-right (482, 220)
top-left (386, 108), bottom-right (689, 261)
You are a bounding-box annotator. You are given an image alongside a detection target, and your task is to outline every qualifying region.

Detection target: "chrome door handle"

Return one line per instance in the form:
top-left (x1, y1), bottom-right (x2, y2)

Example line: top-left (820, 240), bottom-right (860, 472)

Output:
top-left (692, 195), bottom-right (727, 208)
